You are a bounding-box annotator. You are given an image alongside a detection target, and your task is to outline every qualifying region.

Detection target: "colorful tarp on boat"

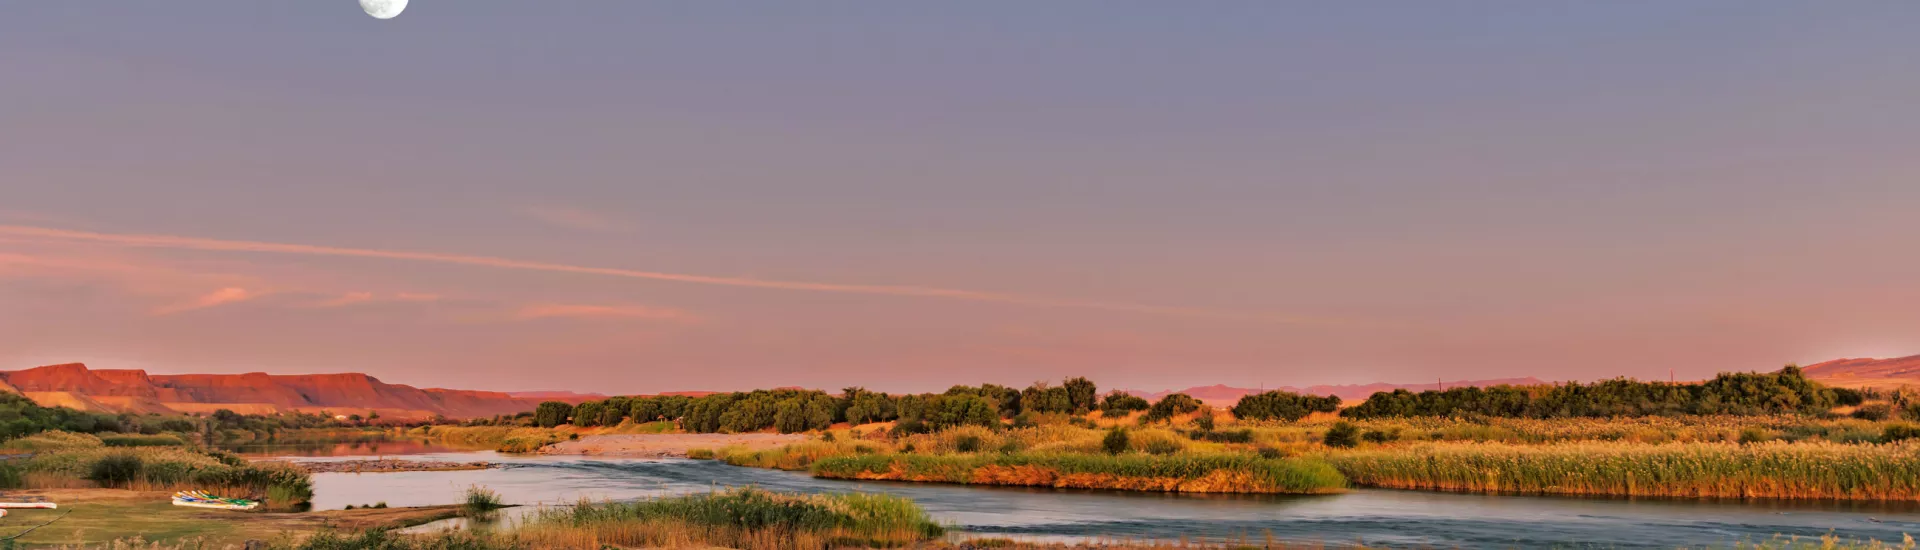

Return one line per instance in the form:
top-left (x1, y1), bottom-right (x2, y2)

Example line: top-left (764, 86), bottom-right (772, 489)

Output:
top-left (171, 490), bottom-right (259, 510)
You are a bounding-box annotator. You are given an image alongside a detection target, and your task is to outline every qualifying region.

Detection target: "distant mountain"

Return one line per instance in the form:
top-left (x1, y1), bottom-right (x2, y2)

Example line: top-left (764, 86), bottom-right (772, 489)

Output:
top-left (1118, 377), bottom-right (1548, 406)
top-left (1803, 355), bottom-right (1920, 390)
top-left (1, 363), bottom-right (548, 420)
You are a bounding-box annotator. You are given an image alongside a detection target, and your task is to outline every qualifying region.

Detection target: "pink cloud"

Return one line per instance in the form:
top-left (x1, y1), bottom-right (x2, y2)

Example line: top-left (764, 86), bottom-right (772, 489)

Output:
top-left (0, 224), bottom-right (1341, 325)
top-left (515, 303), bottom-right (694, 322)
top-left (312, 291), bottom-right (376, 307)
top-left (152, 287), bottom-right (258, 316)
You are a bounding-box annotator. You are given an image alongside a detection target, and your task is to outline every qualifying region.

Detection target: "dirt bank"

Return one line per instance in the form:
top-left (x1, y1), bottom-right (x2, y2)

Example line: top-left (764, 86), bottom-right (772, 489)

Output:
top-left (538, 433), bottom-right (807, 458)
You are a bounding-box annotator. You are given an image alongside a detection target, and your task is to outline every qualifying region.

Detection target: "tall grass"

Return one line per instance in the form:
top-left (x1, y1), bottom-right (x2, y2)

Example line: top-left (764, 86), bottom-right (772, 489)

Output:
top-left (0, 431), bottom-right (312, 507)
top-left (1330, 440), bottom-right (1920, 500)
top-left (521, 487), bottom-right (942, 548)
top-left (463, 484), bottom-right (505, 516)
top-left (813, 452), bottom-right (1346, 494)
top-left (715, 439), bottom-right (888, 471)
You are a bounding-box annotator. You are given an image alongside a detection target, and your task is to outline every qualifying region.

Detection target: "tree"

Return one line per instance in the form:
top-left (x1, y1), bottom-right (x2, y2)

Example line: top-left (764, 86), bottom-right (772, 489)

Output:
top-left (533, 401), bottom-right (573, 428)
top-left (1063, 377), bottom-right (1098, 414)
top-left (1099, 393), bottom-right (1151, 417)
top-left (572, 401), bottom-right (604, 427)
top-left (1323, 422), bottom-right (1360, 448)
top-left (1102, 428), bottom-right (1130, 455)
top-left (1231, 390), bottom-right (1341, 422)
top-left (1142, 393), bottom-right (1202, 423)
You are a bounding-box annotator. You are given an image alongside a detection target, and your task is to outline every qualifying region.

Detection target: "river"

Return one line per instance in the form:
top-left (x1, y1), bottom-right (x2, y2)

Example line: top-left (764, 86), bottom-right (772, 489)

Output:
top-left (274, 449), bottom-right (1920, 548)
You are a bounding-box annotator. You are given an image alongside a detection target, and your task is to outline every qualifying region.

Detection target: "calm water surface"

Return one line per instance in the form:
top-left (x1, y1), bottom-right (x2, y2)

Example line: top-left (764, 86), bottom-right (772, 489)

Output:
top-left (284, 450), bottom-right (1920, 548)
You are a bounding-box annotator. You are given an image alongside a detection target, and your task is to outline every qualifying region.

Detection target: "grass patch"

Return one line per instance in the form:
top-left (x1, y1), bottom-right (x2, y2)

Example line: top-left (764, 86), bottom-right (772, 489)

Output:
top-left (813, 452), bottom-right (1346, 494)
top-left (100, 433), bottom-right (189, 447)
top-left (521, 487), bottom-right (942, 548)
top-left (1330, 440), bottom-right (1920, 500)
top-left (0, 431), bottom-right (312, 507)
top-left (463, 484), bottom-right (506, 515)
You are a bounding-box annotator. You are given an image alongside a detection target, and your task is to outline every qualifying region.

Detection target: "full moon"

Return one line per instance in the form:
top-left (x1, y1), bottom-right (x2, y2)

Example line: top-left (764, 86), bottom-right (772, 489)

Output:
top-left (360, 0), bottom-right (408, 20)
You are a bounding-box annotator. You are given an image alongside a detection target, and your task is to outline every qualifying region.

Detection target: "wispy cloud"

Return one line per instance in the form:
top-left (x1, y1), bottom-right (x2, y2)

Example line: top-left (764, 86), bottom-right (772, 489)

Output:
top-left (0, 224), bottom-right (1344, 325)
top-left (152, 287), bottom-right (257, 316)
top-left (516, 303), bottom-right (694, 322)
top-left (312, 291), bottom-right (376, 307)
top-left (520, 205), bottom-right (631, 233)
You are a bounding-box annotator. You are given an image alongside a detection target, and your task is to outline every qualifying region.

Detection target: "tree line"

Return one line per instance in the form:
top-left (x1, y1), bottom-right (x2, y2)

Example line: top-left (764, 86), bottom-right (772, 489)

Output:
top-left (1340, 366), bottom-right (1859, 419)
top-left (506, 366), bottom-right (1859, 435)
top-left (521, 377), bottom-right (1129, 434)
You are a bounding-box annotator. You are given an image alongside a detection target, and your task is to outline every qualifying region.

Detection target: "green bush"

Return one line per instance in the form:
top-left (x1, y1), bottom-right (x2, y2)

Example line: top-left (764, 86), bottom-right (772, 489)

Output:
top-left (1143, 439), bottom-right (1181, 455)
top-left (1323, 422), bottom-right (1360, 449)
top-left (1884, 424), bottom-right (1920, 443)
top-left (463, 485), bottom-right (504, 516)
top-left (1738, 426), bottom-right (1773, 444)
top-left (88, 453), bottom-right (144, 487)
top-left (955, 434), bottom-right (984, 453)
top-left (1102, 428), bottom-right (1130, 455)
top-left (1852, 404), bottom-right (1894, 421)
top-left (1362, 429), bottom-right (1399, 443)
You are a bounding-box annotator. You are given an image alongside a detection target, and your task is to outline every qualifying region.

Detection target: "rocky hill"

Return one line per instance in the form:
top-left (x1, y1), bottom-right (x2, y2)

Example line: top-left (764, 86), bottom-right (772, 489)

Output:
top-left (1803, 355), bottom-right (1920, 390)
top-left (0, 363), bottom-right (547, 420)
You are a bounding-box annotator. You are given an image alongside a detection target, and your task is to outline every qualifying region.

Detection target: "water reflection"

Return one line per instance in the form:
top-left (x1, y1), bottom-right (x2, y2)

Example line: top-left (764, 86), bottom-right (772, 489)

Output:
top-left (225, 437), bottom-right (489, 457)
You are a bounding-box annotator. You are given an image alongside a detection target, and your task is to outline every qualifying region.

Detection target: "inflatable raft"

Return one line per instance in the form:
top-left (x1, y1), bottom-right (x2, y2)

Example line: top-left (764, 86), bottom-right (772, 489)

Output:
top-left (171, 490), bottom-right (259, 510)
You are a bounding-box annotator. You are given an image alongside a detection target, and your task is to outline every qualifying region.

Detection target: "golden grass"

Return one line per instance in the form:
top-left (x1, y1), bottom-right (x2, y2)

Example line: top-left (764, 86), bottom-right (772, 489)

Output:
top-left (1330, 440), bottom-right (1920, 500)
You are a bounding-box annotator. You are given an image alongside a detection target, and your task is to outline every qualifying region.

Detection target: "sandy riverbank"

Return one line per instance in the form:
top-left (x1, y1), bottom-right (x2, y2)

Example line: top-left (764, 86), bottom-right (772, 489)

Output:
top-left (538, 433), bottom-right (807, 458)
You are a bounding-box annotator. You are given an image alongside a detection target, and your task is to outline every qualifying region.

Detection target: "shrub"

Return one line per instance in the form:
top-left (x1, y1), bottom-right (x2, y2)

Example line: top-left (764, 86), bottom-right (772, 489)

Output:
top-left (464, 485), bottom-right (504, 515)
top-left (88, 453), bottom-right (143, 487)
top-left (1099, 394), bottom-right (1151, 417)
top-left (1884, 424), bottom-right (1920, 443)
top-left (1232, 390), bottom-right (1341, 422)
top-left (1143, 439), bottom-right (1181, 455)
top-left (687, 448), bottom-right (716, 460)
top-left (1257, 447), bottom-right (1287, 459)
top-left (1103, 428), bottom-right (1131, 455)
top-left (1323, 422), bottom-right (1360, 449)
top-left (1362, 429), bottom-right (1399, 444)
top-left (1142, 394), bottom-right (1203, 423)
top-left (1196, 429), bottom-right (1254, 443)
top-left (955, 434), bottom-right (984, 453)
top-left (1738, 426), bottom-right (1773, 444)
top-left (1852, 404), bottom-right (1894, 421)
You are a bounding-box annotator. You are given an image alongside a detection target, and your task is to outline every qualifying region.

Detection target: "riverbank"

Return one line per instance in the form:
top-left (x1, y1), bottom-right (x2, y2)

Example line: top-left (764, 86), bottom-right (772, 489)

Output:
top-left (0, 488), bottom-right (462, 547)
top-left (538, 433), bottom-right (807, 457)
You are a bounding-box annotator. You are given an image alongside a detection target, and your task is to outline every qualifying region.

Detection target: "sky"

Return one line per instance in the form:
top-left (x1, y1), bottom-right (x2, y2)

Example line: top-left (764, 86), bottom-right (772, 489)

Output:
top-left (2, 2), bottom-right (1918, 394)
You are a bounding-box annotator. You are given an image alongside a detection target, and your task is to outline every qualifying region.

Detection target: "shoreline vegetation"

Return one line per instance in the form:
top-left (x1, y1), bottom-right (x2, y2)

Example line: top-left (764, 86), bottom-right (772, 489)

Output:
top-left (410, 365), bottom-right (1920, 502)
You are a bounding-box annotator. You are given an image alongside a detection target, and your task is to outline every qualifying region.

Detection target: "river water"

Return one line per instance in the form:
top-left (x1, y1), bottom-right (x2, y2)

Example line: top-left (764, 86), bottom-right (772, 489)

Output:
top-left (283, 450), bottom-right (1919, 548)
